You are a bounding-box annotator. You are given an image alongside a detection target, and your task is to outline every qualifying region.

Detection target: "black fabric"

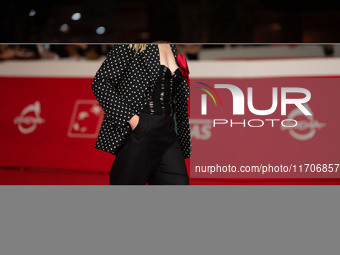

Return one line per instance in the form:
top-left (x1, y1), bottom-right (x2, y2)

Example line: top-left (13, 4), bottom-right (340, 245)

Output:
top-left (109, 112), bottom-right (189, 185)
top-left (141, 64), bottom-right (179, 116)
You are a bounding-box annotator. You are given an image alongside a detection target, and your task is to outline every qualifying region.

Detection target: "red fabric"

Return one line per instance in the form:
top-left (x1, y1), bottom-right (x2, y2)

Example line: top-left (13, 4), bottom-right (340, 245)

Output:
top-left (177, 53), bottom-right (190, 87)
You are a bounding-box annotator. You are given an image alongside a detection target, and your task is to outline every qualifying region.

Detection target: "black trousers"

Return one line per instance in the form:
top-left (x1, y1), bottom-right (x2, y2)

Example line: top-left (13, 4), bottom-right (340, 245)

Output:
top-left (109, 112), bottom-right (190, 185)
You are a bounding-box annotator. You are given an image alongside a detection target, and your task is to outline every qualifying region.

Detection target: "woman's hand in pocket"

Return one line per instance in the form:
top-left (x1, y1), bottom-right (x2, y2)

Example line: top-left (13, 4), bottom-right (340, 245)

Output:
top-left (128, 114), bottom-right (140, 131)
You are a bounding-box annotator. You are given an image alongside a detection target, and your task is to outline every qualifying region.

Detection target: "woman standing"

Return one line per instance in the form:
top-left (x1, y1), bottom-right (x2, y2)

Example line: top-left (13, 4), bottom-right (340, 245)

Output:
top-left (91, 43), bottom-right (192, 185)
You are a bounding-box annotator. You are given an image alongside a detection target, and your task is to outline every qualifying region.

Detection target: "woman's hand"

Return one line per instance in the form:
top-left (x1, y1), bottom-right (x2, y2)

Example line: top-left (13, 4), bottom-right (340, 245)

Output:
top-left (128, 114), bottom-right (140, 131)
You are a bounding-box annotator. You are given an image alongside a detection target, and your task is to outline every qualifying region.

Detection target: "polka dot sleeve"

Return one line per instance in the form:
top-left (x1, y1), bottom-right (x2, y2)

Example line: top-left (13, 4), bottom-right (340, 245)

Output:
top-left (91, 44), bottom-right (135, 128)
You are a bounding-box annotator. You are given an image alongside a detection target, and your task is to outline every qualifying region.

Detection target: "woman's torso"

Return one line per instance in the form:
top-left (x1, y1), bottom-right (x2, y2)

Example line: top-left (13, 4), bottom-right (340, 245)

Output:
top-left (141, 64), bottom-right (181, 116)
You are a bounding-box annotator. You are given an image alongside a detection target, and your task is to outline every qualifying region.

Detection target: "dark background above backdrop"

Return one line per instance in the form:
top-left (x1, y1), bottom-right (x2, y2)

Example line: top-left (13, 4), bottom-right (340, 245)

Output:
top-left (2, 0), bottom-right (340, 43)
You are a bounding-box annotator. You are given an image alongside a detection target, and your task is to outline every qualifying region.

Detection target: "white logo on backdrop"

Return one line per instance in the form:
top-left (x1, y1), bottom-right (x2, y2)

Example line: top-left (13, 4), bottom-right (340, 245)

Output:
top-left (281, 104), bottom-right (326, 141)
top-left (190, 119), bottom-right (212, 140)
top-left (67, 99), bottom-right (103, 138)
top-left (13, 101), bottom-right (46, 134)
